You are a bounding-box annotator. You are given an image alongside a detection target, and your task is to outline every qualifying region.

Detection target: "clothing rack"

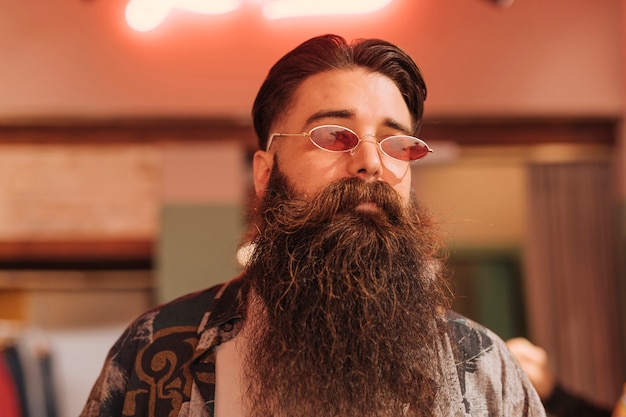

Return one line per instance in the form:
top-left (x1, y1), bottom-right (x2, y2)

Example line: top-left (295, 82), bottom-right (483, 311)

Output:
top-left (0, 320), bottom-right (58, 417)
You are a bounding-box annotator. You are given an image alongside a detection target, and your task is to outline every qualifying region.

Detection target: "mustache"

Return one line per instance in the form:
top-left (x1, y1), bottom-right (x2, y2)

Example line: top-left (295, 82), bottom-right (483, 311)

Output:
top-left (259, 176), bottom-right (409, 231)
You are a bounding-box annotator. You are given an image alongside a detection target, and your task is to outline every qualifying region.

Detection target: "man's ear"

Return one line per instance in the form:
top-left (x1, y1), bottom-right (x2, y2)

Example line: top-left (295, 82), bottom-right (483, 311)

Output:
top-left (252, 150), bottom-right (274, 197)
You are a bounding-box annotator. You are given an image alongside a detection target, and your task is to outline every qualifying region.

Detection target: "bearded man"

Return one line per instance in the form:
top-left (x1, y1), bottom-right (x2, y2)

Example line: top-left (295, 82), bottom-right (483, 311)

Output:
top-left (80, 34), bottom-right (545, 417)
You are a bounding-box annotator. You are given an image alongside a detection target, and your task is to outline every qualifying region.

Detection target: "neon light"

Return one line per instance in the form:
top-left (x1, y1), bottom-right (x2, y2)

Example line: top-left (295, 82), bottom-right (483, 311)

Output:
top-left (262, 0), bottom-right (392, 20)
top-left (124, 0), bottom-right (393, 31)
top-left (173, 0), bottom-right (242, 14)
top-left (125, 0), bottom-right (241, 32)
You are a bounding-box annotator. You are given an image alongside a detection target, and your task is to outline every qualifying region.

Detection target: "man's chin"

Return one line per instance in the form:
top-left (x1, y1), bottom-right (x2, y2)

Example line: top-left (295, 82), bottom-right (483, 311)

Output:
top-left (354, 201), bottom-right (381, 213)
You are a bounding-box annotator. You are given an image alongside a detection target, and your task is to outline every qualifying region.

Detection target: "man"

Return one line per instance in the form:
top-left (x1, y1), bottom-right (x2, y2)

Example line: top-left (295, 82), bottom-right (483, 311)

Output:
top-left (80, 34), bottom-right (545, 417)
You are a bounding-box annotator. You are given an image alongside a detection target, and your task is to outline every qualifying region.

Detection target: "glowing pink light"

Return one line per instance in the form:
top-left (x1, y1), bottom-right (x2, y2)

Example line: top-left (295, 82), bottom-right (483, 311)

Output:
top-left (124, 0), bottom-right (393, 32)
top-left (125, 0), bottom-right (241, 32)
top-left (262, 0), bottom-right (393, 20)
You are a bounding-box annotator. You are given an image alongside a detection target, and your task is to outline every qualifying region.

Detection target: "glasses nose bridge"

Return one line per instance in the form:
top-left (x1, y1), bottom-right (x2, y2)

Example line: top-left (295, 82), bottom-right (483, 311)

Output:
top-left (349, 133), bottom-right (380, 156)
top-left (359, 132), bottom-right (377, 142)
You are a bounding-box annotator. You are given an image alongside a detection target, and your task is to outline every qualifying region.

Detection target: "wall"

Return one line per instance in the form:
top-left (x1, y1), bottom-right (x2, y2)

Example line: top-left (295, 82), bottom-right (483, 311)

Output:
top-left (414, 146), bottom-right (526, 249)
top-left (0, 0), bottom-right (622, 120)
top-left (157, 140), bottom-right (248, 302)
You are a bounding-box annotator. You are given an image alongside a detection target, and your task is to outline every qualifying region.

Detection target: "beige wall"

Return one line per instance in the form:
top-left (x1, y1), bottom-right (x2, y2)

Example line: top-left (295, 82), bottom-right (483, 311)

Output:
top-left (414, 147), bottom-right (527, 249)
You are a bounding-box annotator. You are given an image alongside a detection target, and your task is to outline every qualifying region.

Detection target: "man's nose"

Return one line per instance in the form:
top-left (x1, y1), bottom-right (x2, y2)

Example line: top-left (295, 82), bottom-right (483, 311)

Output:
top-left (347, 138), bottom-right (383, 181)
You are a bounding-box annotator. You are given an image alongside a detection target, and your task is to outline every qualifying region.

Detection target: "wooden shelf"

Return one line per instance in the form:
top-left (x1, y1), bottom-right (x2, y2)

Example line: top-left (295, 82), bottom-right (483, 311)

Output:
top-left (0, 239), bottom-right (153, 265)
top-left (0, 269), bottom-right (153, 291)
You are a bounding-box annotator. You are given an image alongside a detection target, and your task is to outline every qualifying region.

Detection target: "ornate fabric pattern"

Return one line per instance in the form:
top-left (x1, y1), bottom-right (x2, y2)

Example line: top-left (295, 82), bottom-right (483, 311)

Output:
top-left (122, 326), bottom-right (199, 417)
top-left (80, 277), bottom-right (546, 417)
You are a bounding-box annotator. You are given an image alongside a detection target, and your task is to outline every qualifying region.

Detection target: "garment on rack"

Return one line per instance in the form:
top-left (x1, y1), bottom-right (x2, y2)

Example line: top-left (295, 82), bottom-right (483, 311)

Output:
top-left (0, 323), bottom-right (58, 417)
top-left (15, 330), bottom-right (58, 417)
top-left (3, 345), bottom-right (29, 417)
top-left (39, 352), bottom-right (58, 417)
top-left (0, 349), bottom-right (22, 417)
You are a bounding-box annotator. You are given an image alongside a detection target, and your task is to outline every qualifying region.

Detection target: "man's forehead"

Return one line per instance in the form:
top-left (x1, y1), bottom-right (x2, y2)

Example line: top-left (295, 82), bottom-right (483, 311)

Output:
top-left (279, 69), bottom-right (412, 130)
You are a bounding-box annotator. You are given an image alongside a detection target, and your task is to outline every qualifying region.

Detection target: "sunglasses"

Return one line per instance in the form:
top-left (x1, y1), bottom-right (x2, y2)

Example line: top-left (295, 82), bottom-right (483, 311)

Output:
top-left (266, 124), bottom-right (433, 162)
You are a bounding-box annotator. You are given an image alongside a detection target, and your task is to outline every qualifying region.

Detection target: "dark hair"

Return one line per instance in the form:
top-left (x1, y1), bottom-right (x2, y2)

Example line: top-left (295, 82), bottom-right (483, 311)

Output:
top-left (252, 34), bottom-right (428, 150)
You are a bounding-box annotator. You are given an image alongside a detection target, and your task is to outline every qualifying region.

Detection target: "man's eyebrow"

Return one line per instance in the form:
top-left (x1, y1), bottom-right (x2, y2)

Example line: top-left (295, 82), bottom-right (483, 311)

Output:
top-left (305, 109), bottom-right (354, 125)
top-left (305, 110), bottom-right (413, 135)
top-left (384, 118), bottom-right (413, 135)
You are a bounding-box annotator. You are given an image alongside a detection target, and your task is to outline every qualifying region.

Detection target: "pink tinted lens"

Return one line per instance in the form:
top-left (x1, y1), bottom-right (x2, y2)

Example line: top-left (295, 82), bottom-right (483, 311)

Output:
top-left (381, 136), bottom-right (430, 161)
top-left (310, 126), bottom-right (359, 151)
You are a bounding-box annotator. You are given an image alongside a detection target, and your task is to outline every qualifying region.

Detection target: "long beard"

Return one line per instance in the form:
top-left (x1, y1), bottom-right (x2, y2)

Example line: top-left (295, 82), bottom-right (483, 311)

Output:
top-left (240, 164), bottom-right (451, 417)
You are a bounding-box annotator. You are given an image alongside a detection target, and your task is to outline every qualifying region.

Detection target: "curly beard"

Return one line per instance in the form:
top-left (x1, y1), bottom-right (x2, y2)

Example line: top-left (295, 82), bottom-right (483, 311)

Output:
top-left (240, 161), bottom-right (451, 417)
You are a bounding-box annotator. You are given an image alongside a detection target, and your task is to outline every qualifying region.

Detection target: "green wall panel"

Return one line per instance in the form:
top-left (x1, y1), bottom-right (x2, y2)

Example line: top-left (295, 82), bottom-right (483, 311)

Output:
top-left (157, 204), bottom-right (244, 303)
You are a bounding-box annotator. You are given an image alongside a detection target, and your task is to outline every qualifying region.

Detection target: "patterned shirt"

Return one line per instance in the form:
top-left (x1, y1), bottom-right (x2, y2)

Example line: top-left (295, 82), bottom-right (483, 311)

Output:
top-left (80, 276), bottom-right (546, 417)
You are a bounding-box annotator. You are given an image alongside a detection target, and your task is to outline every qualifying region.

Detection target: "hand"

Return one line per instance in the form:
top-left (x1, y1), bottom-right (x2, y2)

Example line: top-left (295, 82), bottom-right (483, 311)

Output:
top-left (506, 337), bottom-right (557, 401)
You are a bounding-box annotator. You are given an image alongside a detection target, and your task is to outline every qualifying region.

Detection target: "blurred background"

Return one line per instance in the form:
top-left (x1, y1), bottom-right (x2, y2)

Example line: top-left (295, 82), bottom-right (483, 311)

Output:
top-left (0, 0), bottom-right (624, 415)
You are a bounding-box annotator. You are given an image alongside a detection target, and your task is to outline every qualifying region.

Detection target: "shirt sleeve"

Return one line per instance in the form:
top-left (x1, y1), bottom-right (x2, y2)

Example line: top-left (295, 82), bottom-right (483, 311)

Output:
top-left (447, 313), bottom-right (547, 416)
top-left (78, 312), bottom-right (156, 417)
